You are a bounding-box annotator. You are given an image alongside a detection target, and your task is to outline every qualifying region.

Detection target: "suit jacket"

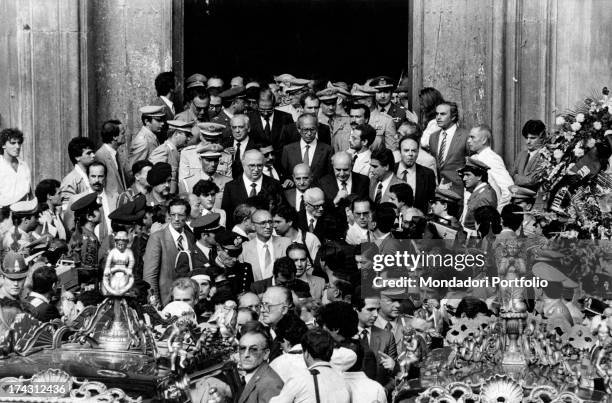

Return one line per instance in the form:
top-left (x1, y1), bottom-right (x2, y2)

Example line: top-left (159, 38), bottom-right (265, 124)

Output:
top-left (23, 294), bottom-right (60, 322)
top-left (368, 174), bottom-right (404, 205)
top-left (280, 141), bottom-right (333, 181)
top-left (250, 277), bottom-right (311, 297)
top-left (248, 110), bottom-right (294, 145)
top-left (429, 127), bottom-right (469, 195)
top-left (462, 183), bottom-right (498, 231)
top-left (279, 122), bottom-right (332, 146)
top-left (242, 236), bottom-right (293, 281)
top-left (95, 145), bottom-right (126, 196)
top-left (412, 164), bottom-right (436, 213)
top-left (316, 172), bottom-right (370, 204)
top-left (143, 226), bottom-right (195, 306)
top-left (361, 326), bottom-right (398, 392)
top-left (221, 136), bottom-right (259, 179)
top-left (238, 362), bottom-right (283, 403)
top-left (192, 243), bottom-right (212, 270)
top-left (296, 209), bottom-right (338, 242)
top-left (149, 141), bottom-right (180, 194)
top-left (59, 167), bottom-right (90, 207)
top-left (152, 96), bottom-right (175, 121)
top-left (221, 176), bottom-right (283, 226)
top-left (129, 126), bottom-right (159, 171)
top-left (511, 149), bottom-right (542, 189)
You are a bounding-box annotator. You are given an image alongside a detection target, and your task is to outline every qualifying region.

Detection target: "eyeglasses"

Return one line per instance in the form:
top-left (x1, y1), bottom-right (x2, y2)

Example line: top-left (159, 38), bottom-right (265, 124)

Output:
top-left (253, 220), bottom-right (273, 226)
top-left (247, 164), bottom-right (264, 169)
top-left (299, 127), bottom-right (317, 133)
top-left (238, 345), bottom-right (267, 355)
top-left (260, 302), bottom-right (286, 312)
top-left (243, 304), bottom-right (261, 311)
top-left (306, 202), bottom-right (324, 210)
top-left (209, 104), bottom-right (222, 110)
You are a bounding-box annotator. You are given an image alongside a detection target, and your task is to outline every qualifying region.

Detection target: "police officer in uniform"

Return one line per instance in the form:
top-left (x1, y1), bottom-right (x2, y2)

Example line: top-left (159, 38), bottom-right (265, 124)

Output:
top-left (458, 158), bottom-right (497, 237)
top-left (209, 230), bottom-right (254, 296)
top-left (429, 188), bottom-right (463, 240)
top-left (508, 185), bottom-right (539, 237)
top-left (180, 149), bottom-right (231, 205)
top-left (69, 192), bottom-right (101, 267)
top-left (371, 76), bottom-right (406, 129)
top-left (191, 213), bottom-right (224, 269)
top-left (179, 122), bottom-right (226, 182)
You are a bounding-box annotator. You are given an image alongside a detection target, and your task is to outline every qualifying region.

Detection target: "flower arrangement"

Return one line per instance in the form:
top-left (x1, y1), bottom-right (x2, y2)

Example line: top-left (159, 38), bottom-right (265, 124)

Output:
top-left (534, 87), bottom-right (612, 238)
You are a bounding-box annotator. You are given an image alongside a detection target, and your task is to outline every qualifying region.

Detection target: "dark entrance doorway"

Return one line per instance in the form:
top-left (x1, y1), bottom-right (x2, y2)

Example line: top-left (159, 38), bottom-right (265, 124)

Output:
top-left (184, 0), bottom-right (409, 85)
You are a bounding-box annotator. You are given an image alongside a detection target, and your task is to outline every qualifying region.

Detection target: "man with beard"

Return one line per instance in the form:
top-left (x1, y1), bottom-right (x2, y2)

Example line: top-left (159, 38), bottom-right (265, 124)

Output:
top-left (347, 123), bottom-right (376, 176)
top-left (350, 85), bottom-right (397, 152)
top-left (129, 106), bottom-right (166, 171)
top-left (0, 252), bottom-right (28, 301)
top-left (317, 88), bottom-right (351, 153)
top-left (118, 160), bottom-right (153, 206)
top-left (280, 113), bottom-right (333, 183)
top-left (145, 162), bottom-right (173, 208)
top-left (395, 134), bottom-right (436, 214)
top-left (178, 121), bottom-right (226, 183)
top-left (95, 120), bottom-right (127, 195)
top-left (371, 76), bottom-right (406, 129)
top-left (458, 157), bottom-right (497, 236)
top-left (284, 164), bottom-right (312, 212)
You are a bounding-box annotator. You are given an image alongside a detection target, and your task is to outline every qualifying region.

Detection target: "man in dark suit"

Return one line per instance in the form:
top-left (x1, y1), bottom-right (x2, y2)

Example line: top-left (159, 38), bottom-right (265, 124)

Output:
top-left (211, 86), bottom-right (247, 130)
top-left (511, 119), bottom-right (545, 190)
top-left (368, 148), bottom-right (403, 206)
top-left (248, 88), bottom-right (294, 148)
top-left (297, 187), bottom-right (338, 241)
top-left (279, 93), bottom-right (332, 145)
top-left (221, 150), bottom-right (283, 225)
top-left (458, 157), bottom-right (498, 236)
top-left (395, 134), bottom-right (436, 213)
top-left (95, 120), bottom-right (127, 196)
top-left (284, 163), bottom-right (312, 212)
top-left (221, 114), bottom-right (258, 179)
top-left (23, 265), bottom-right (60, 322)
top-left (191, 213), bottom-right (223, 269)
top-left (280, 114), bottom-right (333, 182)
top-left (428, 101), bottom-right (469, 196)
top-left (143, 198), bottom-right (196, 307)
top-left (316, 151), bottom-right (370, 207)
top-left (237, 327), bottom-right (283, 403)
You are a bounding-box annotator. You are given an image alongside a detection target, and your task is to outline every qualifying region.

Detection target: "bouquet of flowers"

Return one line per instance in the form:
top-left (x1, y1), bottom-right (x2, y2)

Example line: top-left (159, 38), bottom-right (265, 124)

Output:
top-left (534, 88), bottom-right (612, 238)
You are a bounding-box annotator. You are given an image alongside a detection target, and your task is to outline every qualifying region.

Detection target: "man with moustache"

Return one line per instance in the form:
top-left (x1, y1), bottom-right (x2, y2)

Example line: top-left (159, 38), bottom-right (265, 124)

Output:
top-left (395, 134), bottom-right (436, 214)
top-left (95, 120), bottom-right (127, 195)
top-left (347, 123), bottom-right (376, 176)
top-left (178, 121), bottom-right (226, 183)
top-left (145, 162), bottom-right (173, 208)
top-left (284, 164), bottom-right (312, 212)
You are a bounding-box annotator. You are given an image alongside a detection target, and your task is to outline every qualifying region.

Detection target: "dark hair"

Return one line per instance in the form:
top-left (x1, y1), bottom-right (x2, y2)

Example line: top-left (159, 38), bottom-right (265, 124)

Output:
top-left (146, 205), bottom-right (166, 225)
top-left (317, 301), bottom-right (358, 340)
top-left (240, 322), bottom-right (272, 349)
top-left (299, 92), bottom-right (319, 108)
top-left (353, 124), bottom-right (376, 147)
top-left (399, 134), bottom-right (420, 150)
top-left (155, 71), bottom-right (175, 96)
top-left (193, 180), bottom-right (219, 197)
top-left (435, 197), bottom-right (460, 220)
top-left (87, 161), bottom-right (107, 177)
top-left (100, 120), bottom-right (122, 144)
top-left (168, 197), bottom-right (191, 217)
top-left (370, 148), bottom-right (395, 170)
top-left (276, 313), bottom-right (308, 346)
top-left (35, 179), bottom-right (61, 206)
top-left (301, 328), bottom-right (335, 361)
top-left (273, 204), bottom-right (298, 228)
top-left (373, 205), bottom-right (396, 233)
top-left (67, 137), bottom-right (94, 165)
top-left (343, 339), bottom-right (365, 372)
top-left (389, 183), bottom-right (414, 206)
top-left (455, 296), bottom-right (490, 318)
top-left (348, 103), bottom-right (371, 121)
top-left (258, 88), bottom-right (276, 106)
top-left (350, 197), bottom-right (372, 213)
top-left (273, 256), bottom-right (297, 278)
top-left (31, 265), bottom-right (58, 295)
top-left (233, 204), bottom-right (254, 225)
top-left (522, 119), bottom-right (546, 138)
top-left (286, 242), bottom-right (308, 257)
top-left (185, 87), bottom-right (210, 103)
top-left (132, 160), bottom-right (153, 177)
top-left (0, 128), bottom-right (24, 154)
top-left (474, 205), bottom-right (502, 237)
top-left (438, 101), bottom-right (459, 123)
top-left (501, 204), bottom-right (524, 231)
top-left (418, 87), bottom-right (444, 121)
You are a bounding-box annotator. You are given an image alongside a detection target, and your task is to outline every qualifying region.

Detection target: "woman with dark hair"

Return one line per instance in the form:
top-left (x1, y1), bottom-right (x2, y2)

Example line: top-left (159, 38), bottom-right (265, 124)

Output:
top-left (418, 87), bottom-right (445, 149)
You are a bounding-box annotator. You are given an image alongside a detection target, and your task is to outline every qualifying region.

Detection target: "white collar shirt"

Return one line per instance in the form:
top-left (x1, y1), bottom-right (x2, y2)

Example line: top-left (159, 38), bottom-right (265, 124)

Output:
top-left (270, 344), bottom-right (307, 383)
top-left (352, 150), bottom-right (371, 176)
top-left (295, 189), bottom-right (306, 211)
top-left (397, 162), bottom-right (417, 193)
top-left (300, 139), bottom-right (317, 165)
top-left (336, 176), bottom-right (352, 194)
top-left (269, 362), bottom-right (350, 403)
top-left (256, 237), bottom-right (275, 279)
top-left (242, 174), bottom-right (263, 196)
top-left (168, 224), bottom-right (188, 251)
top-left (261, 113), bottom-right (274, 130)
top-left (0, 156), bottom-right (31, 207)
top-left (305, 212), bottom-right (317, 230)
top-left (263, 165), bottom-right (280, 180)
top-left (234, 136), bottom-right (249, 157)
top-left (342, 372), bottom-right (387, 403)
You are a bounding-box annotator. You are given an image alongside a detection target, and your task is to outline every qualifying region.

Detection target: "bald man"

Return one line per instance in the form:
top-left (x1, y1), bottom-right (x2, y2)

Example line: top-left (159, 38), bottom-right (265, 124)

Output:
top-left (284, 163), bottom-right (313, 211)
top-left (317, 152), bottom-right (370, 207)
top-left (222, 114), bottom-right (258, 179)
top-left (297, 186), bottom-right (344, 240)
top-left (248, 89), bottom-right (294, 145)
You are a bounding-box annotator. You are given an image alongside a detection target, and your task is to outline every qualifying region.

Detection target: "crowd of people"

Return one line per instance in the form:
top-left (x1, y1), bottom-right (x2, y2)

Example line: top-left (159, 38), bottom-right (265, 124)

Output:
top-left (0, 71), bottom-right (602, 402)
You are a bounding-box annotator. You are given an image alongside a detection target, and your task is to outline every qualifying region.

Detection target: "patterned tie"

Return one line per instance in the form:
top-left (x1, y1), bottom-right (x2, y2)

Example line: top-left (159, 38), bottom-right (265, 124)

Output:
top-left (374, 182), bottom-right (383, 204)
top-left (263, 244), bottom-right (272, 275)
top-left (264, 117), bottom-right (271, 139)
top-left (176, 234), bottom-right (184, 251)
top-left (303, 144), bottom-right (311, 166)
top-left (249, 182), bottom-right (257, 197)
top-left (360, 328), bottom-right (369, 341)
top-left (308, 218), bottom-right (315, 233)
top-left (438, 131), bottom-right (448, 167)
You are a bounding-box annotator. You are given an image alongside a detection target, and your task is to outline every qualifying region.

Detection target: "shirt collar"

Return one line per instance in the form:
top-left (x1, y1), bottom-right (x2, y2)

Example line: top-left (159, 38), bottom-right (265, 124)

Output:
top-left (337, 175), bottom-right (352, 187)
top-left (165, 140), bottom-right (176, 151)
top-left (399, 162), bottom-right (416, 173)
top-left (168, 224), bottom-right (184, 241)
top-left (235, 136), bottom-right (249, 146)
top-left (300, 139), bottom-right (317, 149)
top-left (441, 124), bottom-right (457, 136)
top-left (256, 237), bottom-right (272, 248)
top-left (243, 174), bottom-right (263, 187)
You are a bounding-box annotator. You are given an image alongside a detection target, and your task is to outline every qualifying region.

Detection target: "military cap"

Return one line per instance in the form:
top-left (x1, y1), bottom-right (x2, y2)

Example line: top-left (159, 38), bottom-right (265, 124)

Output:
top-left (147, 162), bottom-right (172, 187)
top-left (192, 213), bottom-right (223, 233)
top-left (457, 157), bottom-right (490, 174)
top-left (245, 86), bottom-right (261, 102)
top-left (316, 87), bottom-right (338, 102)
top-left (197, 122), bottom-right (225, 139)
top-left (199, 150), bottom-right (222, 160)
top-left (167, 120), bottom-right (194, 133)
top-left (350, 83), bottom-right (379, 98)
top-left (291, 78), bottom-right (311, 86)
top-left (327, 82), bottom-right (351, 98)
top-left (216, 230), bottom-right (244, 252)
top-left (285, 84), bottom-right (309, 95)
top-left (207, 77), bottom-right (224, 89)
top-left (274, 73), bottom-right (296, 84)
top-left (434, 188), bottom-right (462, 204)
top-left (509, 185), bottom-right (537, 201)
top-left (190, 267), bottom-right (213, 283)
top-left (70, 192), bottom-right (100, 212)
top-left (108, 194), bottom-right (146, 224)
top-left (370, 76), bottom-right (395, 91)
top-left (532, 261), bottom-right (578, 288)
top-left (139, 105), bottom-right (165, 117)
top-left (380, 287), bottom-right (407, 299)
top-left (246, 81), bottom-right (261, 90)
top-left (1, 251), bottom-right (28, 280)
top-left (186, 73), bottom-right (207, 89)
top-left (582, 297), bottom-right (609, 317)
top-left (10, 198), bottom-right (39, 216)
top-left (219, 86), bottom-right (246, 102)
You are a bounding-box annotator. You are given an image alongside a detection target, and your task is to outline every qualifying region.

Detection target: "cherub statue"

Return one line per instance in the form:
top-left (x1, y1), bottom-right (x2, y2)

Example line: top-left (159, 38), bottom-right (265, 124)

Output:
top-left (208, 300), bottom-right (237, 339)
top-left (103, 231), bottom-right (135, 296)
top-left (167, 319), bottom-right (193, 372)
top-left (397, 327), bottom-right (420, 379)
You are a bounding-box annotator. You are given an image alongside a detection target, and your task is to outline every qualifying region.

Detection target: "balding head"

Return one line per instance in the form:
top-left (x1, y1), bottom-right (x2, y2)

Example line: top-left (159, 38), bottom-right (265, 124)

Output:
top-left (332, 152), bottom-right (352, 182)
top-left (252, 209), bottom-right (273, 241)
top-left (304, 187), bottom-right (325, 218)
top-left (293, 163), bottom-right (312, 192)
top-left (231, 114), bottom-right (250, 141)
top-left (242, 149), bottom-right (264, 181)
top-left (467, 125), bottom-right (492, 153)
top-left (261, 286), bottom-right (291, 326)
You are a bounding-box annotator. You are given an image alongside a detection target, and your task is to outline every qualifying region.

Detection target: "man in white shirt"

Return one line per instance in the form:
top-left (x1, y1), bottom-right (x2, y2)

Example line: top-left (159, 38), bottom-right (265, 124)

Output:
top-left (347, 123), bottom-right (375, 176)
top-left (342, 342), bottom-right (387, 403)
top-left (0, 128), bottom-right (32, 208)
top-left (346, 197), bottom-right (374, 245)
top-left (467, 125), bottom-right (514, 209)
top-left (270, 328), bottom-right (350, 403)
top-left (273, 205), bottom-right (321, 266)
top-left (270, 313), bottom-right (309, 381)
top-left (286, 243), bottom-right (325, 301)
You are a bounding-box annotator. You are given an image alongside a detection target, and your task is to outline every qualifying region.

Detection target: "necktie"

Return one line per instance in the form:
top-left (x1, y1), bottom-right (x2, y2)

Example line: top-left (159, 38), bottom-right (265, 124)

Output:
top-left (267, 166), bottom-right (273, 178)
top-left (263, 244), bottom-right (272, 274)
top-left (115, 153), bottom-right (126, 189)
top-left (438, 131), bottom-right (448, 166)
top-left (303, 144), bottom-right (311, 166)
top-left (360, 328), bottom-right (369, 341)
top-left (177, 234), bottom-right (184, 251)
top-left (308, 218), bottom-right (315, 233)
top-left (374, 182), bottom-right (383, 204)
top-left (341, 180), bottom-right (347, 192)
top-left (352, 153), bottom-right (358, 165)
top-left (299, 194), bottom-right (304, 211)
top-left (249, 182), bottom-right (257, 197)
top-left (235, 141), bottom-right (242, 161)
top-left (402, 170), bottom-right (408, 182)
top-left (264, 117), bottom-right (271, 139)
top-left (385, 322), bottom-right (393, 332)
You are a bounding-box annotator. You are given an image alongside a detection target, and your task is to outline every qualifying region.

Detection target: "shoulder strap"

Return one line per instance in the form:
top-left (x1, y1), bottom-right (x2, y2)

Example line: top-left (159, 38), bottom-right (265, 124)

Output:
top-left (309, 369), bottom-right (321, 403)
